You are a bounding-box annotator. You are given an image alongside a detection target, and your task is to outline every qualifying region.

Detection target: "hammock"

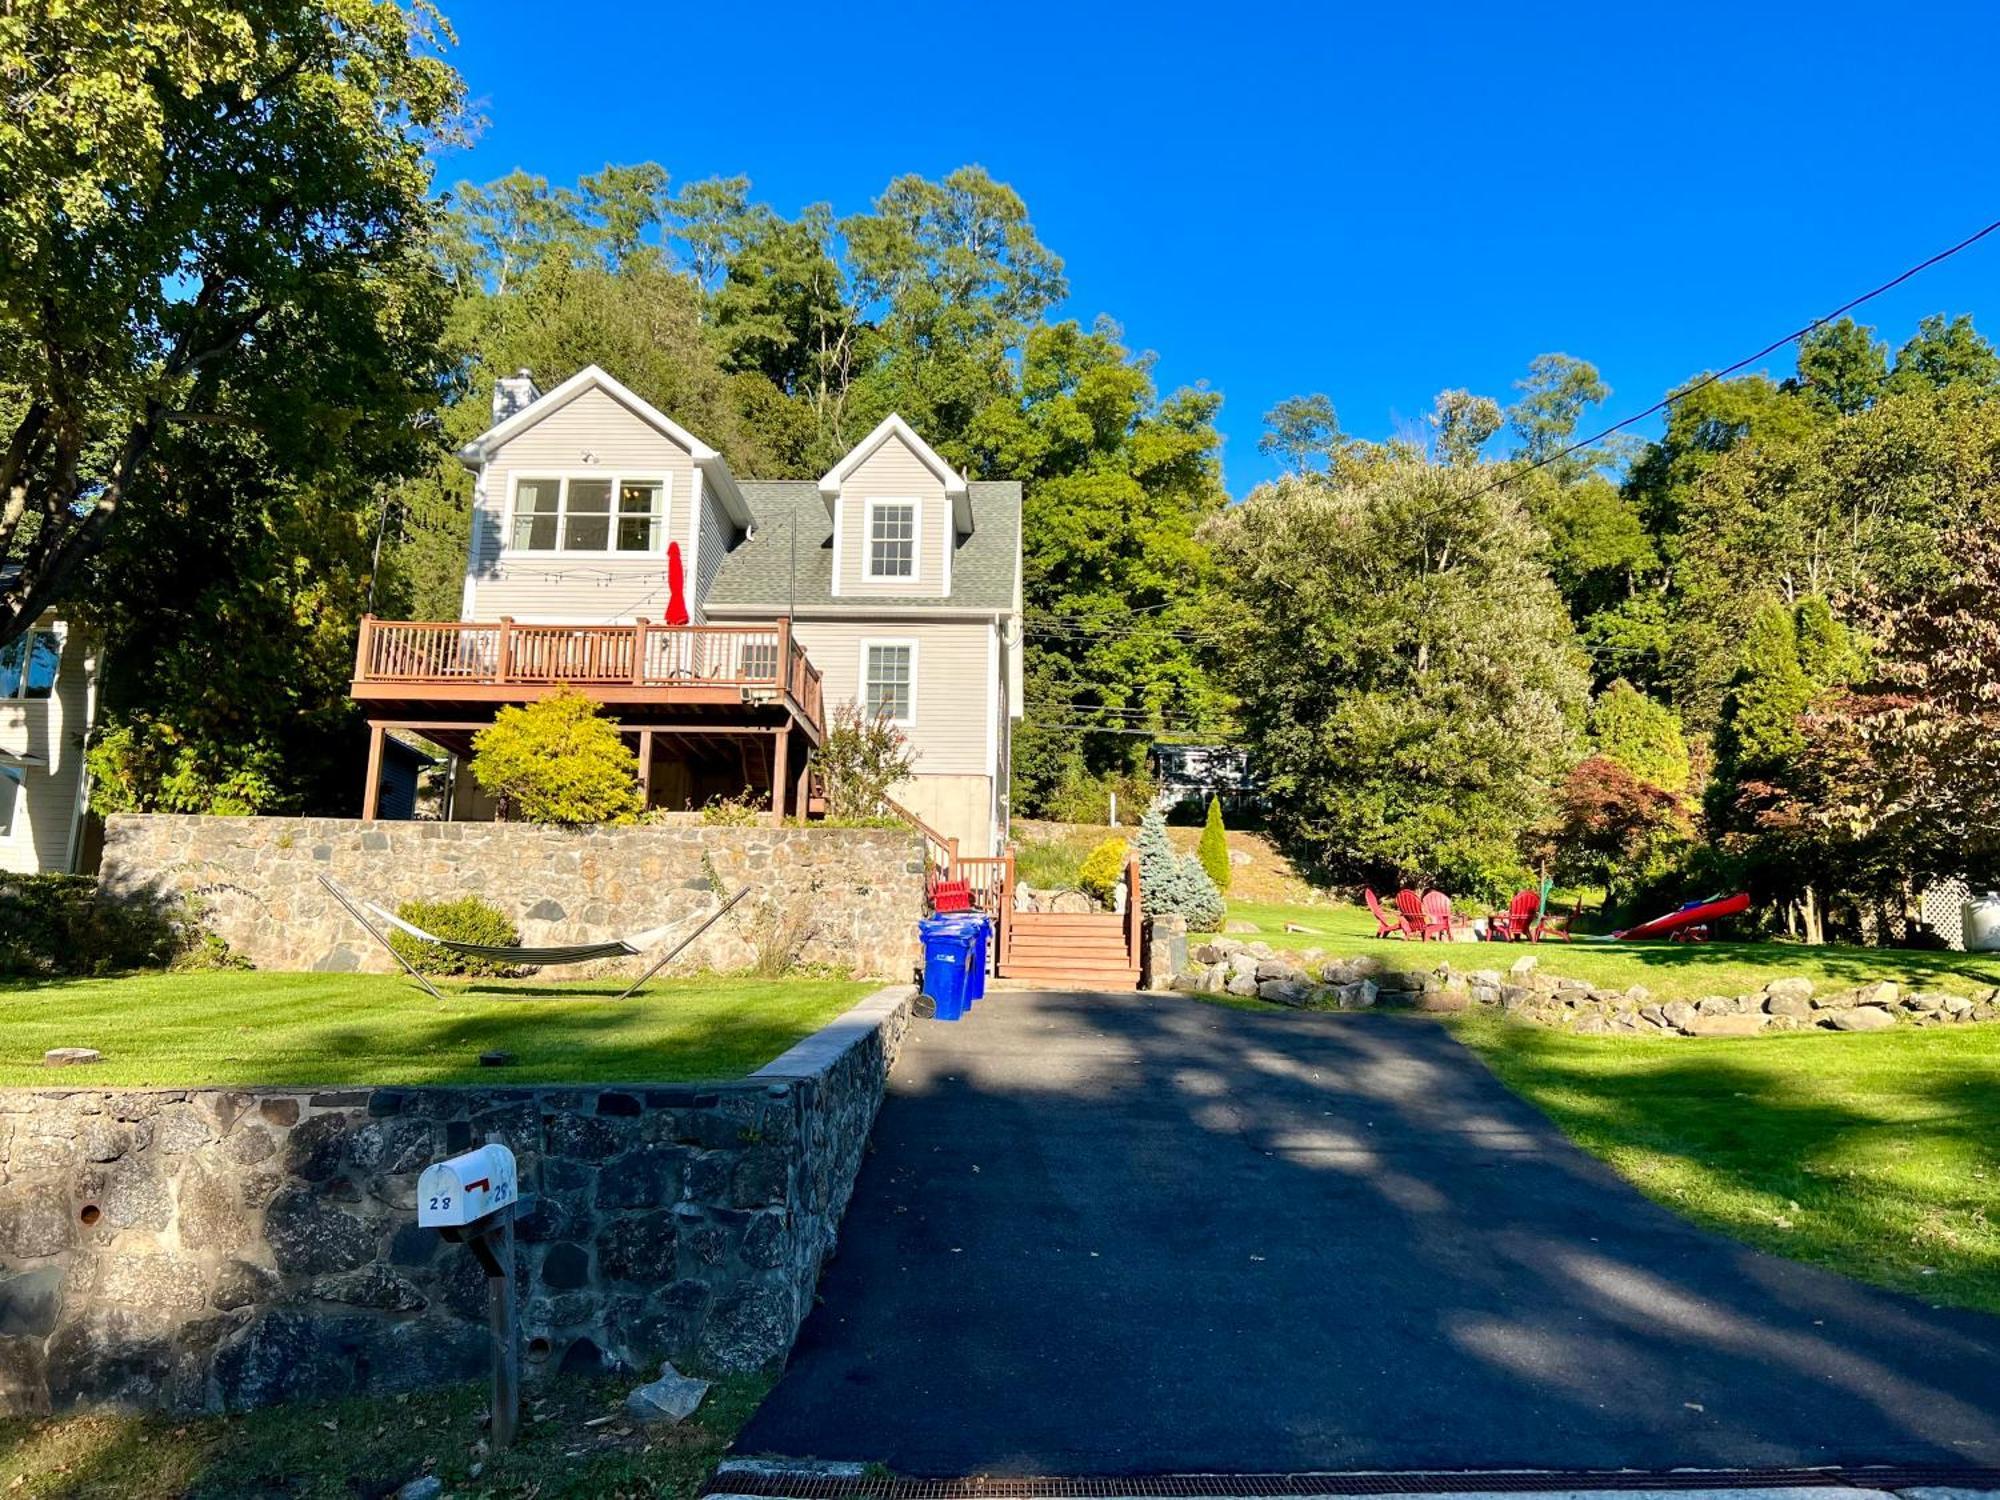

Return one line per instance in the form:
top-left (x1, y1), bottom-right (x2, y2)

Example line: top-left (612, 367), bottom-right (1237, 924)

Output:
top-left (316, 873), bottom-right (751, 1000)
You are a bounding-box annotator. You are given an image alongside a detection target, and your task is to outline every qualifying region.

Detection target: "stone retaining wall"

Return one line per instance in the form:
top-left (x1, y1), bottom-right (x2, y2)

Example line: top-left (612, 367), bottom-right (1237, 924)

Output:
top-left (0, 988), bottom-right (911, 1416)
top-left (99, 816), bottom-right (923, 979)
top-left (1177, 937), bottom-right (2000, 1035)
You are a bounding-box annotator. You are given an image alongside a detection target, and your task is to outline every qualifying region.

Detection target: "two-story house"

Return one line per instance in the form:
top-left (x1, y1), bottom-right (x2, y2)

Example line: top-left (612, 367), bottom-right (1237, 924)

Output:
top-left (351, 365), bottom-right (1023, 857)
top-left (0, 607), bottom-right (101, 874)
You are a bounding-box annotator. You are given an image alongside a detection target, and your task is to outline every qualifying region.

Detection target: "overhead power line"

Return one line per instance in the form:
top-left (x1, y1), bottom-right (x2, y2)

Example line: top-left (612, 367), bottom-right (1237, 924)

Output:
top-left (1467, 216), bottom-right (2000, 502)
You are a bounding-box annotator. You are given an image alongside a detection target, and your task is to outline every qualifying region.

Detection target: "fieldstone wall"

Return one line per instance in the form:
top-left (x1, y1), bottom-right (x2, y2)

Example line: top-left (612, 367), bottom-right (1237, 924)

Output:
top-left (99, 816), bottom-right (923, 979)
top-left (0, 988), bottom-right (910, 1416)
top-left (1176, 937), bottom-right (2000, 1035)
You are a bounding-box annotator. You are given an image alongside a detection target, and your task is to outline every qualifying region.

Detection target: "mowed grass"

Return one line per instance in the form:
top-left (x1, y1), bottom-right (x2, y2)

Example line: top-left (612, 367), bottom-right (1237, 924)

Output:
top-left (1208, 899), bottom-right (2000, 1002)
top-left (1452, 1010), bottom-right (2000, 1315)
top-left (0, 970), bottom-right (872, 1087)
top-left (0, 1368), bottom-right (770, 1500)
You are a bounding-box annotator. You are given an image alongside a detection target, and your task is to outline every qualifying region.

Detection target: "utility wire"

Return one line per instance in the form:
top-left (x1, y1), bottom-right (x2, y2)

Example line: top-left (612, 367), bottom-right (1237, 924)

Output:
top-left (1463, 216), bottom-right (2000, 502)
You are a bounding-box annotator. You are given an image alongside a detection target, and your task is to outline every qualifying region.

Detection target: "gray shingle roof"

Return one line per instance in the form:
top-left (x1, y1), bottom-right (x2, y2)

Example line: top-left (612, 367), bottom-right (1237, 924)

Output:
top-left (704, 481), bottom-right (1020, 613)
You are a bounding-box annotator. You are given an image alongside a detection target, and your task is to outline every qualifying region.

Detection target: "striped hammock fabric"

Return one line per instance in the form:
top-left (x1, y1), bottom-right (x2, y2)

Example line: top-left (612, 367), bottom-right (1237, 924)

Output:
top-left (364, 901), bottom-right (675, 966)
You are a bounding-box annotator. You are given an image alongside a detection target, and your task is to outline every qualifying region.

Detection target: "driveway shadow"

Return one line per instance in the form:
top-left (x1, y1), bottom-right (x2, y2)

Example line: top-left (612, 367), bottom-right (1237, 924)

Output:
top-left (736, 990), bottom-right (2000, 1476)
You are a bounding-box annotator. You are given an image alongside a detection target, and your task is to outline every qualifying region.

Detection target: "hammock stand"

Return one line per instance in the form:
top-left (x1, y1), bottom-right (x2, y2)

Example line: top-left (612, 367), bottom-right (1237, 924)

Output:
top-left (316, 873), bottom-right (752, 1002)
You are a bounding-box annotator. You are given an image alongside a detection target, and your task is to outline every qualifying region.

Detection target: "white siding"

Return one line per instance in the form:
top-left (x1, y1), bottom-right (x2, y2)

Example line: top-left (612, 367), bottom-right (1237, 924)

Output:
top-left (464, 386), bottom-right (696, 623)
top-left (790, 618), bottom-right (993, 777)
top-left (693, 479), bottom-right (732, 622)
top-left (833, 434), bottom-right (951, 599)
top-left (0, 619), bottom-right (94, 874)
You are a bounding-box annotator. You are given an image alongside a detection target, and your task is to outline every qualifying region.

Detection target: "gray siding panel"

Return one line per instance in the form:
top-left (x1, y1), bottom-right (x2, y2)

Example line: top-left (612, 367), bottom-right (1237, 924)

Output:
top-left (834, 436), bottom-right (951, 600)
top-left (0, 621), bottom-right (93, 873)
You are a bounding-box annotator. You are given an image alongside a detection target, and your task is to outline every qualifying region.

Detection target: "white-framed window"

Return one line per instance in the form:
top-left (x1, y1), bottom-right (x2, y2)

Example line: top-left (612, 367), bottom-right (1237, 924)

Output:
top-left (739, 639), bottom-right (779, 683)
top-left (863, 498), bottom-right (918, 581)
top-left (0, 629), bottom-right (59, 701)
top-left (860, 639), bottom-right (917, 726)
top-left (507, 475), bottom-right (668, 555)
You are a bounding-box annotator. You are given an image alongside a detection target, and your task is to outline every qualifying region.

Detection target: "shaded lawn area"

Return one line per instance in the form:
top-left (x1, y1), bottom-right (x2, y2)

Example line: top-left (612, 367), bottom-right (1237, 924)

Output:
top-left (0, 1369), bottom-right (769, 1500)
top-left (1452, 1009), bottom-right (2000, 1316)
top-left (0, 971), bottom-right (872, 1087)
top-left (1211, 899), bottom-right (2000, 1002)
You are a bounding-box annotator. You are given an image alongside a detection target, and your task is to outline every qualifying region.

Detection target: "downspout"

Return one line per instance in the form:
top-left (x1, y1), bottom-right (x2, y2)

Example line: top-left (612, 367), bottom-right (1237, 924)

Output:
top-left (65, 636), bottom-right (102, 874)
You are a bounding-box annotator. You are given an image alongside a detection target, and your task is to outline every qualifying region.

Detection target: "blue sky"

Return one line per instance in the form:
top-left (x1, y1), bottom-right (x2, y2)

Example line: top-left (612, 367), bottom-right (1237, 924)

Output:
top-left (441, 0), bottom-right (2000, 496)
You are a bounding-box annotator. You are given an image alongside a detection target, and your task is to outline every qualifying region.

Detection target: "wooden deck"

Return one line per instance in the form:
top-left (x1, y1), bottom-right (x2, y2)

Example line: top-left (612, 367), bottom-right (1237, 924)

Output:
top-left (350, 615), bottom-right (826, 821)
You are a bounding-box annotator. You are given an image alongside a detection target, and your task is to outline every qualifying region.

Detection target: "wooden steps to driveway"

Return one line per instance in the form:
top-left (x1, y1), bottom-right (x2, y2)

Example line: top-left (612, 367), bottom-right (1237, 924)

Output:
top-left (998, 910), bottom-right (1138, 989)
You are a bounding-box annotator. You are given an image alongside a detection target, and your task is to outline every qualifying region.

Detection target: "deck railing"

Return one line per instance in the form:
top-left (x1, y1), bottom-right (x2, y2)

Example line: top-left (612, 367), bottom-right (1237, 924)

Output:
top-left (355, 616), bottom-right (822, 730)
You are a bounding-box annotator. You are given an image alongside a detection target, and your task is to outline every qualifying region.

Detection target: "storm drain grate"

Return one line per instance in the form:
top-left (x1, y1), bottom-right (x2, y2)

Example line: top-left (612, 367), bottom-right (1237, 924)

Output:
top-left (703, 1467), bottom-right (2000, 1499)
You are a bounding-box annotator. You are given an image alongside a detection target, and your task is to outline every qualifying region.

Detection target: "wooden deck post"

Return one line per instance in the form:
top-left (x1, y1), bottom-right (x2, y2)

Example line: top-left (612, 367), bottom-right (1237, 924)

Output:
top-left (631, 619), bottom-right (649, 685)
top-left (795, 751), bottom-right (811, 822)
top-left (355, 613), bottom-right (376, 682)
top-left (496, 617), bottom-right (514, 684)
top-left (362, 722), bottom-right (384, 820)
top-left (636, 728), bottom-right (654, 810)
top-left (770, 725), bottom-right (791, 826)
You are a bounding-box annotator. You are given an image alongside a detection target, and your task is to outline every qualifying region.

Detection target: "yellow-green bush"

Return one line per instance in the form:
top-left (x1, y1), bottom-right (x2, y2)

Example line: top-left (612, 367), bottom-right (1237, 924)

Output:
top-left (1078, 837), bottom-right (1129, 906)
top-left (386, 896), bottom-right (523, 978)
top-left (470, 686), bottom-right (643, 825)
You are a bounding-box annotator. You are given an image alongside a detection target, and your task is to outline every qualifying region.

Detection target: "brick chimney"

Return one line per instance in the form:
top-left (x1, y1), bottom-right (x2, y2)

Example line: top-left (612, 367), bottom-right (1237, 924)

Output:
top-left (491, 368), bottom-right (540, 426)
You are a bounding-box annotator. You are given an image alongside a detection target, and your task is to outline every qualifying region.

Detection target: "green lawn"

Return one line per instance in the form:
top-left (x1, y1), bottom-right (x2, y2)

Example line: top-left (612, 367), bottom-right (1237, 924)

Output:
top-left (0, 971), bottom-right (872, 1087)
top-left (1453, 1010), bottom-right (2000, 1316)
top-left (1209, 899), bottom-right (2000, 1002)
top-left (0, 1369), bottom-right (770, 1500)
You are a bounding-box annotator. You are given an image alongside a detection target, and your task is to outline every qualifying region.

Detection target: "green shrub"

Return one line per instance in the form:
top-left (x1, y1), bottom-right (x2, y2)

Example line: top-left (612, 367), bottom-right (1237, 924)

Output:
top-left (470, 686), bottom-right (643, 826)
top-left (1045, 768), bottom-right (1159, 827)
top-left (811, 702), bottom-right (918, 820)
top-left (386, 896), bottom-right (524, 978)
top-left (699, 791), bottom-right (763, 826)
top-left (0, 874), bottom-right (212, 976)
top-left (1078, 837), bottom-right (1129, 905)
top-left (1014, 835), bottom-right (1089, 891)
top-left (1136, 810), bottom-right (1224, 930)
top-left (1197, 796), bottom-right (1232, 894)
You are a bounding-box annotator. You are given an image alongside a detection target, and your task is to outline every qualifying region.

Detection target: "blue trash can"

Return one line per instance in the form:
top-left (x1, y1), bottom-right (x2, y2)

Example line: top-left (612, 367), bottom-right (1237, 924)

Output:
top-left (919, 916), bottom-right (976, 1021)
top-left (951, 913), bottom-right (991, 1004)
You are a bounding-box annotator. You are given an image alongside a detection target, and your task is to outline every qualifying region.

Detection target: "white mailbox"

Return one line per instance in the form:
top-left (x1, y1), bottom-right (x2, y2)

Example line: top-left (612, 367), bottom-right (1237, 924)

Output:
top-left (418, 1144), bottom-right (519, 1229)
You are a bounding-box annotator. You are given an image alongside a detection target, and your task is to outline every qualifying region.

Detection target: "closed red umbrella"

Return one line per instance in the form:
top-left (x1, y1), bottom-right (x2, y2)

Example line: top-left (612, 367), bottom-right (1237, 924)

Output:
top-left (665, 540), bottom-right (690, 626)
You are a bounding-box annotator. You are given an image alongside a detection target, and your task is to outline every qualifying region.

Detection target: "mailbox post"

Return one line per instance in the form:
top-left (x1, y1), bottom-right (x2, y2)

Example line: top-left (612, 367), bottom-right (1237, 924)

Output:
top-left (418, 1143), bottom-right (526, 1448)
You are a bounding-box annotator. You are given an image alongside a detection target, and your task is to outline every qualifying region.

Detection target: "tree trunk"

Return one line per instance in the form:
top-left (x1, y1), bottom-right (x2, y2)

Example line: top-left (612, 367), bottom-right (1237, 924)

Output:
top-left (1802, 884), bottom-right (1824, 946)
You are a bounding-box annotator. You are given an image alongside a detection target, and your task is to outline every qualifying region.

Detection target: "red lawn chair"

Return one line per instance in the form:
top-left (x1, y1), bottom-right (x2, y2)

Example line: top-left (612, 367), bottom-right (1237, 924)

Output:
top-left (1417, 889), bottom-right (1456, 942)
top-left (1393, 888), bottom-right (1428, 940)
top-left (927, 866), bottom-right (973, 914)
top-left (1533, 901), bottom-right (1579, 942)
top-left (1489, 889), bottom-right (1541, 942)
top-left (1364, 888), bottom-right (1406, 939)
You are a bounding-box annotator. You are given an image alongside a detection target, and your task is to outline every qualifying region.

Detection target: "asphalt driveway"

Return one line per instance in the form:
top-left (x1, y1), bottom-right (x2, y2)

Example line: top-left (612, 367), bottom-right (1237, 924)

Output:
top-left (737, 989), bottom-right (2000, 1476)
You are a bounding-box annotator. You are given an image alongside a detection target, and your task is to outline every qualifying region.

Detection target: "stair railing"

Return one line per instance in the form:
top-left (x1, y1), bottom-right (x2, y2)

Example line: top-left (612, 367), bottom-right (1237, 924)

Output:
top-left (1124, 854), bottom-right (1143, 973)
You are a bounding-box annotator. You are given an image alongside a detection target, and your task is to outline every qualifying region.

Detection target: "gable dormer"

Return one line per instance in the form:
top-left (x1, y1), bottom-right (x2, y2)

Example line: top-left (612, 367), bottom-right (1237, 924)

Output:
top-left (819, 415), bottom-right (969, 599)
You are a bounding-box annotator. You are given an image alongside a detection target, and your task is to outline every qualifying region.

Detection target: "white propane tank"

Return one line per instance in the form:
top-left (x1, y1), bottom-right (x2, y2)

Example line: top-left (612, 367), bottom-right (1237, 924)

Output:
top-left (1965, 894), bottom-right (2000, 953)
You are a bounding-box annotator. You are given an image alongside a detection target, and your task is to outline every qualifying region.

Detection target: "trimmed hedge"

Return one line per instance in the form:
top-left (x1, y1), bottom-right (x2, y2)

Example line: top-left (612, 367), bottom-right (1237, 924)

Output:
top-left (386, 896), bottom-right (525, 978)
top-left (0, 874), bottom-right (183, 977)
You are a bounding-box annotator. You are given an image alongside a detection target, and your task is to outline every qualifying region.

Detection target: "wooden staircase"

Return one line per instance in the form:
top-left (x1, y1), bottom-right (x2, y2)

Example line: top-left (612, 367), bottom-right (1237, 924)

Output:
top-left (1000, 909), bottom-right (1141, 989)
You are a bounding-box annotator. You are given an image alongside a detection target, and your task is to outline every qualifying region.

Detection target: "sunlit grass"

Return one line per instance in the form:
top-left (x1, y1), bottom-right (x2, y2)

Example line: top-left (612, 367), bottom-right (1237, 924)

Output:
top-left (1208, 899), bottom-right (2000, 1002)
top-left (1452, 1010), bottom-right (2000, 1314)
top-left (0, 970), bottom-right (871, 1087)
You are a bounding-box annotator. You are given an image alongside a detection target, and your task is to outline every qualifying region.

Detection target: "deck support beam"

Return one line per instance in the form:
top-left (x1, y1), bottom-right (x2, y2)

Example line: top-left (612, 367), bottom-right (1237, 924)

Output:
top-left (771, 724), bottom-right (791, 826)
top-left (636, 728), bottom-right (654, 810)
top-left (362, 722), bottom-right (384, 820)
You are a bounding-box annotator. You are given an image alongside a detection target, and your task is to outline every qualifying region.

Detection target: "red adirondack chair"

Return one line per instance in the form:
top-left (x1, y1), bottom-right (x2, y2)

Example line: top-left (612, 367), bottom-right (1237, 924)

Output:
top-left (1364, 888), bottom-right (1406, 939)
top-left (1489, 889), bottom-right (1541, 942)
top-left (927, 866), bottom-right (973, 914)
top-left (1392, 888), bottom-right (1428, 940)
top-left (1417, 889), bottom-right (1455, 942)
top-left (1534, 901), bottom-right (1579, 942)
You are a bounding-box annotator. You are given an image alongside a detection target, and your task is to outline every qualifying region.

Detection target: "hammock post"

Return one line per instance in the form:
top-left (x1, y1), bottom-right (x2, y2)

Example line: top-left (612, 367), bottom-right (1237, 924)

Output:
top-left (315, 872), bottom-right (445, 1000)
top-left (613, 886), bottom-right (753, 1001)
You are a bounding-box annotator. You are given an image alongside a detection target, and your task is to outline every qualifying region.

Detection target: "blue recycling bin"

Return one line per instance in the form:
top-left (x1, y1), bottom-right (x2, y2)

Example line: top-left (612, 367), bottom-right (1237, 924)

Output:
top-left (937, 912), bottom-right (991, 1005)
top-left (919, 915), bottom-right (976, 1021)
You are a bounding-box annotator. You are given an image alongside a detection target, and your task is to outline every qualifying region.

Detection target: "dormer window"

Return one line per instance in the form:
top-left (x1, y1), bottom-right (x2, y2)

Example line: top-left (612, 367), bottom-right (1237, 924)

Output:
top-left (865, 499), bottom-right (918, 580)
top-left (508, 475), bottom-right (667, 554)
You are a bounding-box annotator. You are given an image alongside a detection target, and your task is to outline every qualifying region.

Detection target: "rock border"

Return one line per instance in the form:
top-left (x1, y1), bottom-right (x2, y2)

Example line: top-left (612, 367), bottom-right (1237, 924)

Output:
top-left (1176, 938), bottom-right (2000, 1037)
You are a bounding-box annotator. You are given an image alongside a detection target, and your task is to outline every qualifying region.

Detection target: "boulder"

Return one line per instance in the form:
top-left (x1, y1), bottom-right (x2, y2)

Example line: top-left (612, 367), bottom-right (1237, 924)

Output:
top-left (626, 1360), bottom-right (710, 1424)
top-left (1190, 942), bottom-right (1229, 966)
top-left (1224, 972), bottom-right (1259, 998)
top-left (1942, 994), bottom-right (1976, 1018)
top-left (1902, 990), bottom-right (1951, 1014)
top-left (1050, 890), bottom-right (1096, 915)
top-left (1695, 994), bottom-right (1740, 1016)
top-left (1415, 979), bottom-right (1471, 1014)
top-left (1624, 984), bottom-right (1651, 1006)
top-left (1508, 955), bottom-right (1539, 978)
top-left (1826, 1005), bottom-right (1898, 1032)
top-left (1661, 1000), bottom-right (1698, 1032)
top-left (1683, 1013), bottom-right (1769, 1037)
top-left (1763, 976), bottom-right (1814, 1007)
top-left (1255, 960), bottom-right (1305, 983)
top-left (43, 1048), bottom-right (101, 1067)
top-left (1853, 979), bottom-right (1900, 1007)
top-left (1257, 978), bottom-right (1315, 1006)
top-left (1764, 990), bottom-right (1814, 1019)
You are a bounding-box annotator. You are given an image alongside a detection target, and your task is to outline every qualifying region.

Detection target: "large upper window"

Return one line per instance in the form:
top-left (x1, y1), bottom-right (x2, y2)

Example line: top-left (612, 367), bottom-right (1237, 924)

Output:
top-left (865, 500), bottom-right (917, 580)
top-left (862, 641), bottom-right (915, 725)
top-left (0, 630), bottom-right (59, 700)
top-left (509, 476), bottom-right (666, 554)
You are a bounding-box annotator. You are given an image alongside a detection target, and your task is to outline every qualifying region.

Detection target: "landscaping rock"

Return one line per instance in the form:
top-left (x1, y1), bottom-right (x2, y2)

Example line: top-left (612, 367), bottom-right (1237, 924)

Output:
top-left (1661, 1001), bottom-right (1698, 1032)
top-left (1695, 994), bottom-right (1740, 1016)
top-left (1853, 980), bottom-right (1899, 1007)
top-left (1508, 955), bottom-right (1539, 977)
top-left (1827, 1005), bottom-right (1898, 1032)
top-left (1763, 976), bottom-right (1814, 1008)
top-left (1049, 890), bottom-right (1096, 915)
top-left (1683, 1013), bottom-right (1769, 1037)
top-left (1764, 990), bottom-right (1814, 1019)
top-left (1225, 972), bottom-right (1259, 998)
top-left (625, 1359), bottom-right (710, 1424)
top-left (1415, 979), bottom-right (1471, 1014)
top-left (1257, 978), bottom-right (1315, 1006)
top-left (43, 1049), bottom-right (101, 1068)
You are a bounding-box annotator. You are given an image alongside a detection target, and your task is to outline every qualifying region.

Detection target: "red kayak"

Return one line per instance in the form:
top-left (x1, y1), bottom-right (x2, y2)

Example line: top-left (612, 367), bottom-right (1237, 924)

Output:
top-left (1615, 892), bottom-right (1751, 941)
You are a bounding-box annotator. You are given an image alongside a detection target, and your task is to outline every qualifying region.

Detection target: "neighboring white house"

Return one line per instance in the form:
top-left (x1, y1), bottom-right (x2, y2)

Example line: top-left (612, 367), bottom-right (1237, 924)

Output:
top-left (351, 365), bottom-right (1023, 857)
top-left (0, 612), bottom-right (100, 874)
